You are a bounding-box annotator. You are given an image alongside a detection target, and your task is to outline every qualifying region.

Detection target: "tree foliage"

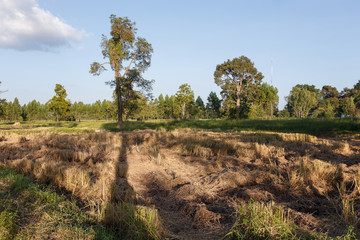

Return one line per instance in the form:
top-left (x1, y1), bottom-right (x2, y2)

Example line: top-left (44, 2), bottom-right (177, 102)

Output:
top-left (175, 84), bottom-right (194, 119)
top-left (46, 84), bottom-right (71, 122)
top-left (90, 15), bottom-right (153, 126)
top-left (214, 56), bottom-right (264, 118)
top-left (286, 85), bottom-right (318, 118)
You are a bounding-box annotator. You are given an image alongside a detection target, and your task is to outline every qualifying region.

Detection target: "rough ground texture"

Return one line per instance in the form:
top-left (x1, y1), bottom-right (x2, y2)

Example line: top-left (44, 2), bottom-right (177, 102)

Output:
top-left (0, 129), bottom-right (359, 239)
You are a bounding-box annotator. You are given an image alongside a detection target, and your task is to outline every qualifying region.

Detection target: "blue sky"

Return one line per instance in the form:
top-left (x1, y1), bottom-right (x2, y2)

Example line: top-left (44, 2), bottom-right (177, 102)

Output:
top-left (0, 0), bottom-right (359, 109)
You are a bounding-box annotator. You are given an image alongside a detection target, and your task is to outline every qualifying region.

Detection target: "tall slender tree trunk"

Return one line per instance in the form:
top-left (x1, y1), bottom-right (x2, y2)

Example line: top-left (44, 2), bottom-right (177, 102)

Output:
top-left (56, 113), bottom-right (59, 123)
top-left (236, 81), bottom-right (242, 119)
top-left (182, 102), bottom-right (186, 119)
top-left (115, 67), bottom-right (124, 127)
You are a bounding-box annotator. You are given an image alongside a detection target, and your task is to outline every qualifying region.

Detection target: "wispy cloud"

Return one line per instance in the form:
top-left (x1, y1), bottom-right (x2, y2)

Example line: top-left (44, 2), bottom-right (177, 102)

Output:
top-left (0, 0), bottom-right (87, 51)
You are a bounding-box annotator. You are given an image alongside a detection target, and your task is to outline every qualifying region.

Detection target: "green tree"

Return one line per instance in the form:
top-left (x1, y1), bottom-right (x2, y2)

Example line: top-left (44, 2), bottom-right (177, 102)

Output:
top-left (351, 80), bottom-right (360, 109)
top-left (340, 97), bottom-right (357, 117)
top-left (251, 83), bottom-right (278, 118)
top-left (22, 100), bottom-right (49, 121)
top-left (193, 96), bottom-right (205, 119)
top-left (206, 91), bottom-right (221, 118)
top-left (46, 84), bottom-right (71, 122)
top-left (286, 85), bottom-right (318, 118)
top-left (214, 56), bottom-right (264, 118)
top-left (163, 95), bottom-right (178, 119)
top-left (321, 85), bottom-right (339, 99)
top-left (175, 84), bottom-right (194, 119)
top-left (90, 15), bottom-right (153, 126)
top-left (4, 98), bottom-right (22, 121)
top-left (314, 85), bottom-right (340, 118)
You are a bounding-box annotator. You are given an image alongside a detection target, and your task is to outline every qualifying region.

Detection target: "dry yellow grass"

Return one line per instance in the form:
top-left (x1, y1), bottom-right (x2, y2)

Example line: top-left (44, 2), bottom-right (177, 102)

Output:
top-left (0, 129), bottom-right (359, 239)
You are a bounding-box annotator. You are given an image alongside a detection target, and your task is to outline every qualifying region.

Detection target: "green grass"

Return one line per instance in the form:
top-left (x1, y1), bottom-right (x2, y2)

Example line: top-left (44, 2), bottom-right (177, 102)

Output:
top-left (0, 120), bottom-right (113, 134)
top-left (0, 167), bottom-right (116, 240)
top-left (226, 201), bottom-right (358, 240)
top-left (1, 118), bottom-right (359, 136)
top-left (103, 118), bottom-right (360, 137)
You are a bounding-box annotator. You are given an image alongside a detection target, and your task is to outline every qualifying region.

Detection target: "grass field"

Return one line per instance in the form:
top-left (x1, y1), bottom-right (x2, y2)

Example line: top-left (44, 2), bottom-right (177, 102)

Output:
top-left (1, 118), bottom-right (360, 137)
top-left (0, 119), bottom-right (360, 239)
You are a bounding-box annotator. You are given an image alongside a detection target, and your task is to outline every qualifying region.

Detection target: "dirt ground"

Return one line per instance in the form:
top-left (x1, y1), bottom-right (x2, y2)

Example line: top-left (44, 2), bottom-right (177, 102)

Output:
top-left (0, 129), bottom-right (359, 239)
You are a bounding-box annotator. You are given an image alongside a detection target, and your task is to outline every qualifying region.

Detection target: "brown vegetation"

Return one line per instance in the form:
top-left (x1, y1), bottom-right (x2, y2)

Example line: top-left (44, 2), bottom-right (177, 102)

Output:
top-left (0, 129), bottom-right (359, 239)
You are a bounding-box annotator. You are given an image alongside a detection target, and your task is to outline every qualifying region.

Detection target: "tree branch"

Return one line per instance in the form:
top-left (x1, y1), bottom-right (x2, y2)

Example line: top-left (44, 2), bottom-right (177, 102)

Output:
top-left (122, 52), bottom-right (138, 78)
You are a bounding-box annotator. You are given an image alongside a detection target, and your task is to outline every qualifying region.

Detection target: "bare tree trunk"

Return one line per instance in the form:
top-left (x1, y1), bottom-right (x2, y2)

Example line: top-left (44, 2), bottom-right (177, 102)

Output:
top-left (56, 114), bottom-right (59, 123)
top-left (182, 102), bottom-right (186, 119)
top-left (116, 77), bottom-right (123, 127)
top-left (236, 81), bottom-right (242, 119)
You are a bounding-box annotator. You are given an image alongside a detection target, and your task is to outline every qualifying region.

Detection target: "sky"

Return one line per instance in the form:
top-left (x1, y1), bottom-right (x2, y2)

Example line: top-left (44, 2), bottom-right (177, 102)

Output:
top-left (0, 0), bottom-right (360, 110)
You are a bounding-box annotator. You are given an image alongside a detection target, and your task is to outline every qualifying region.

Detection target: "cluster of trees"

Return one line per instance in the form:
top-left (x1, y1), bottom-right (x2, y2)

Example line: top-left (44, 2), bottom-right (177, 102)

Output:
top-left (283, 81), bottom-right (360, 118)
top-left (1, 79), bottom-right (360, 122)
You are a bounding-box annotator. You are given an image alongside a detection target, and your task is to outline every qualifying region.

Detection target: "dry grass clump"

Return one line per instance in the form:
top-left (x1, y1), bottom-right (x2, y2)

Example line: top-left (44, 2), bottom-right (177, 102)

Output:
top-left (253, 143), bottom-right (285, 163)
top-left (335, 181), bottom-right (360, 227)
top-left (175, 133), bottom-right (238, 158)
top-left (103, 202), bottom-right (162, 240)
top-left (278, 133), bottom-right (317, 143)
top-left (239, 132), bottom-right (282, 144)
top-left (287, 159), bottom-right (343, 195)
top-left (332, 141), bottom-right (352, 156)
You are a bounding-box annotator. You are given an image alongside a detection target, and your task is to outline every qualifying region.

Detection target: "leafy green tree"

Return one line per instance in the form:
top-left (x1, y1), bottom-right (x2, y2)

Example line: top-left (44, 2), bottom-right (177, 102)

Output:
top-left (206, 91), bottom-right (221, 118)
top-left (164, 95), bottom-right (178, 119)
top-left (22, 100), bottom-right (49, 121)
top-left (351, 80), bottom-right (360, 109)
top-left (156, 94), bottom-right (165, 119)
top-left (321, 85), bottom-right (339, 100)
top-left (175, 84), bottom-right (194, 119)
top-left (214, 56), bottom-right (263, 118)
top-left (340, 97), bottom-right (357, 117)
top-left (313, 85), bottom-right (340, 118)
top-left (193, 96), bottom-right (205, 119)
top-left (4, 98), bottom-right (22, 121)
top-left (286, 85), bottom-right (318, 118)
top-left (46, 84), bottom-right (71, 122)
top-left (250, 83), bottom-right (278, 118)
top-left (90, 15), bottom-right (153, 126)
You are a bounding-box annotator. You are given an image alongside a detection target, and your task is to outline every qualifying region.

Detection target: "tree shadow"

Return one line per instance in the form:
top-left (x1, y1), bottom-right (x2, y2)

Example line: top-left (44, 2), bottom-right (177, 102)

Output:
top-left (103, 132), bottom-right (161, 239)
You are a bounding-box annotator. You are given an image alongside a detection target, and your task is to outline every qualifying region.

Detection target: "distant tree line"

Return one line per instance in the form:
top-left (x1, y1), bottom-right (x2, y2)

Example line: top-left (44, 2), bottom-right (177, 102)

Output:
top-left (1, 55), bottom-right (360, 122)
top-left (0, 80), bottom-right (360, 122)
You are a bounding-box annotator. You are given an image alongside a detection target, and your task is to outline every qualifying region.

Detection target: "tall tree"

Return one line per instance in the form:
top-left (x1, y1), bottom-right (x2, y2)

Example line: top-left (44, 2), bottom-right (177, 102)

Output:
top-left (175, 84), bottom-right (194, 119)
top-left (90, 15), bottom-right (153, 126)
top-left (194, 96), bottom-right (205, 119)
top-left (206, 91), bottom-right (221, 118)
top-left (46, 84), bottom-right (71, 122)
top-left (250, 83), bottom-right (279, 118)
top-left (286, 85), bottom-right (318, 118)
top-left (214, 56), bottom-right (263, 118)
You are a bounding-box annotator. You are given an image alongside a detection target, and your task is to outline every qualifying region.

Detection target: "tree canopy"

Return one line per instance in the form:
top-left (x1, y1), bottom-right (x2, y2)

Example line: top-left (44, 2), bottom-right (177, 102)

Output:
top-left (214, 56), bottom-right (264, 118)
top-left (90, 15), bottom-right (153, 126)
top-left (46, 84), bottom-right (71, 122)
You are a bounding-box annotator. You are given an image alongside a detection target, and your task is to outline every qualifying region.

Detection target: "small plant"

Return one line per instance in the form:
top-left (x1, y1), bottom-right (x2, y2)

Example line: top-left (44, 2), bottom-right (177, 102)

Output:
top-left (0, 209), bottom-right (18, 239)
top-left (336, 182), bottom-right (360, 227)
top-left (226, 200), bottom-right (297, 239)
top-left (104, 202), bottom-right (162, 240)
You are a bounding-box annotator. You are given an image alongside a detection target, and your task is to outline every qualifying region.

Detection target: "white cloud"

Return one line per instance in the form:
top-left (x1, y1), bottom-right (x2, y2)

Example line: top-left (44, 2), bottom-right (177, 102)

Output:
top-left (0, 0), bottom-right (87, 51)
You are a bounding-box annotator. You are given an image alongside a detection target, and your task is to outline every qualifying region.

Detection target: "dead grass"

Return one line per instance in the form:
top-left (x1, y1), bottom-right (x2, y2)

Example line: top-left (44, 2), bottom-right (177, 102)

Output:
top-left (0, 129), bottom-right (359, 239)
